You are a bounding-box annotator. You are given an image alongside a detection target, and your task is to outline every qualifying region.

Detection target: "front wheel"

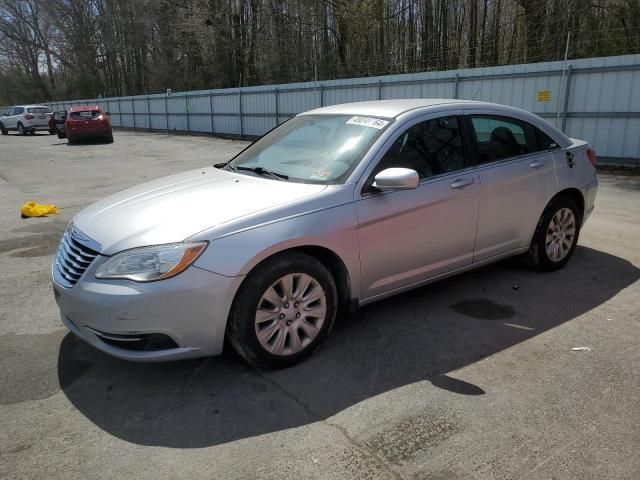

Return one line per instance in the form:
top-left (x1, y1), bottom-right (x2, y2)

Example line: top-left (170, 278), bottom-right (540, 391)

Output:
top-left (0, 123), bottom-right (7, 135)
top-left (227, 252), bottom-right (338, 369)
top-left (527, 196), bottom-right (581, 271)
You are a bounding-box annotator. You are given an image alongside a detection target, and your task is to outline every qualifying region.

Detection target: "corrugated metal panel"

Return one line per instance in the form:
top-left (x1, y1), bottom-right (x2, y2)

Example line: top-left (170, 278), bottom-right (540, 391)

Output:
top-left (38, 54), bottom-right (640, 164)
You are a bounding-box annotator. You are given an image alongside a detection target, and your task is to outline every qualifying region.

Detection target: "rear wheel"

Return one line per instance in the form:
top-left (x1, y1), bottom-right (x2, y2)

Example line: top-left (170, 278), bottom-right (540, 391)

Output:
top-left (105, 132), bottom-right (114, 143)
top-left (0, 123), bottom-right (7, 135)
top-left (17, 122), bottom-right (25, 135)
top-left (527, 195), bottom-right (581, 271)
top-left (227, 252), bottom-right (338, 369)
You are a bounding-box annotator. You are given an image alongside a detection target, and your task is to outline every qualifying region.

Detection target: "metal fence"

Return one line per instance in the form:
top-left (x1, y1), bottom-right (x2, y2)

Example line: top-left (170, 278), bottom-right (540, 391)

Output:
top-left (9, 54), bottom-right (640, 165)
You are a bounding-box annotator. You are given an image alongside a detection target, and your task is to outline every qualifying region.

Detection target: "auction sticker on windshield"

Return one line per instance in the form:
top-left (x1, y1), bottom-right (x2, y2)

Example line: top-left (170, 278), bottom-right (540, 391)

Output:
top-left (346, 116), bottom-right (389, 129)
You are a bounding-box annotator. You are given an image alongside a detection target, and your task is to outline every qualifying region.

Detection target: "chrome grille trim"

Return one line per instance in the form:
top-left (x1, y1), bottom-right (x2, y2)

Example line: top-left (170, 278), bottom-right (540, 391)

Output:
top-left (53, 225), bottom-right (101, 288)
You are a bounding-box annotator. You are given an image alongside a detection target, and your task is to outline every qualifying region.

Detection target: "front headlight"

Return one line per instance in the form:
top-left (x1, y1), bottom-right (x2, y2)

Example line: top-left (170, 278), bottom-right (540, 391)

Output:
top-left (95, 242), bottom-right (208, 282)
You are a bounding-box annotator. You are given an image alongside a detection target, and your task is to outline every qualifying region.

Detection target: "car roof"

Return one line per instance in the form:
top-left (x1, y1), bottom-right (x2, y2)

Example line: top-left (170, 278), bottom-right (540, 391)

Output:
top-left (69, 105), bottom-right (101, 112)
top-left (300, 98), bottom-right (571, 148)
top-left (301, 99), bottom-right (491, 118)
top-left (11, 105), bottom-right (50, 109)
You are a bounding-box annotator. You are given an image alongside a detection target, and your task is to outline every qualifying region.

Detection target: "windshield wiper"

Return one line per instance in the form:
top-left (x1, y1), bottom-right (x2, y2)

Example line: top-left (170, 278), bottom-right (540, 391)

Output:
top-left (230, 165), bottom-right (289, 181)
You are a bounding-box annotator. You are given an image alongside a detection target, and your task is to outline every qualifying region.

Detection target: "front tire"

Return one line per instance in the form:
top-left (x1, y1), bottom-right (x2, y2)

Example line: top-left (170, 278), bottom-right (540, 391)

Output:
top-left (0, 123), bottom-right (7, 135)
top-left (227, 252), bottom-right (338, 369)
top-left (527, 195), bottom-right (581, 271)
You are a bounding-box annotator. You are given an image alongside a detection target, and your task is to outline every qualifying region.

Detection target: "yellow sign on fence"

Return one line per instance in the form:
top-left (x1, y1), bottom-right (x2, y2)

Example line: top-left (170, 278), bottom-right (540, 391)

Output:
top-left (537, 90), bottom-right (552, 102)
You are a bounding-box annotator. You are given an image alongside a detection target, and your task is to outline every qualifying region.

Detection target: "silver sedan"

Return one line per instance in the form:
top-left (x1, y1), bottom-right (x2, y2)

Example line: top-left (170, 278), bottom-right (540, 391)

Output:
top-left (52, 99), bottom-right (598, 368)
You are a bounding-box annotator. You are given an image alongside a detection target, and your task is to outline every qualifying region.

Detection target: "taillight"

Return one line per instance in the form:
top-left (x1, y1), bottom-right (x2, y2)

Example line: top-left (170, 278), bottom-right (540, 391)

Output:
top-left (24, 114), bottom-right (34, 120)
top-left (586, 149), bottom-right (597, 167)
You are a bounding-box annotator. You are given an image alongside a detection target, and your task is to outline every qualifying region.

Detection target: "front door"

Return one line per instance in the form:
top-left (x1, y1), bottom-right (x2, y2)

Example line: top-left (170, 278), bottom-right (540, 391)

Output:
top-left (356, 114), bottom-right (480, 300)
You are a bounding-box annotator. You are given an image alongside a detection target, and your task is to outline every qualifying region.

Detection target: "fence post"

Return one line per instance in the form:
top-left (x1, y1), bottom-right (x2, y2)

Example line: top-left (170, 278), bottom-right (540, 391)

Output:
top-left (274, 87), bottom-right (279, 127)
top-left (185, 95), bottom-right (190, 135)
top-left (320, 84), bottom-right (324, 107)
top-left (209, 91), bottom-right (215, 134)
top-left (118, 98), bottom-right (122, 127)
top-left (561, 65), bottom-right (573, 133)
top-left (378, 80), bottom-right (382, 100)
top-left (239, 88), bottom-right (244, 138)
top-left (454, 73), bottom-right (460, 99)
top-left (146, 96), bottom-right (151, 131)
top-left (164, 94), bottom-right (169, 134)
top-left (131, 98), bottom-right (136, 129)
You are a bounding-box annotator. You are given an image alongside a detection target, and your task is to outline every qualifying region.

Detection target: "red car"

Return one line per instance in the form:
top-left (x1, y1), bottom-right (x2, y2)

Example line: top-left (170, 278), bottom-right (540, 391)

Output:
top-left (65, 105), bottom-right (113, 144)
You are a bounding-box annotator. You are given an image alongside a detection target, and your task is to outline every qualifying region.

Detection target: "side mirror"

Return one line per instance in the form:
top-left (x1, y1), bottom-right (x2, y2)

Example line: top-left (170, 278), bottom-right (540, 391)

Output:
top-left (372, 168), bottom-right (419, 191)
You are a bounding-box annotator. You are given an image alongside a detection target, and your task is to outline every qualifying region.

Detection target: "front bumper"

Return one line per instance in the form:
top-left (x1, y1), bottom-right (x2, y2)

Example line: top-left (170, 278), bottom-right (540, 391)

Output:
top-left (52, 258), bottom-right (244, 362)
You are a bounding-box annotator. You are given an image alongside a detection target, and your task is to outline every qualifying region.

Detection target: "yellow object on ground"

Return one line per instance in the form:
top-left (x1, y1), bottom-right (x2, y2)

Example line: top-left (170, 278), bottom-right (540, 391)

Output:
top-left (20, 202), bottom-right (59, 218)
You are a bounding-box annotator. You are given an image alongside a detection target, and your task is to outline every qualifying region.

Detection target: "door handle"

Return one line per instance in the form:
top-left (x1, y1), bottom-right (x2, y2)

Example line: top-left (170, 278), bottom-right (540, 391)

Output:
top-left (529, 160), bottom-right (546, 168)
top-left (450, 178), bottom-right (475, 189)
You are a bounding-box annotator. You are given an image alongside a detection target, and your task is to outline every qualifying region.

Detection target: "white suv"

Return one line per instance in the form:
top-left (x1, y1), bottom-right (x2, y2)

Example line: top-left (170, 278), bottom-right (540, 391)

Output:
top-left (0, 105), bottom-right (54, 135)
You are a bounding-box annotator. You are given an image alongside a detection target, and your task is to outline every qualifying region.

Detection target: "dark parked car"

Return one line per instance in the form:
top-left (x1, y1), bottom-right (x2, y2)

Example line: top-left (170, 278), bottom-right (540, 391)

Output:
top-left (65, 105), bottom-right (113, 144)
top-left (49, 110), bottom-right (68, 138)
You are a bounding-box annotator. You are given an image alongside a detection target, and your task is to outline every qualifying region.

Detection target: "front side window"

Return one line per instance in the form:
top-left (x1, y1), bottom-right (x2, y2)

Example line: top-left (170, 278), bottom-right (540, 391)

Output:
top-left (229, 114), bottom-right (392, 184)
top-left (375, 115), bottom-right (466, 179)
top-left (470, 115), bottom-right (538, 163)
top-left (14, 107), bottom-right (24, 115)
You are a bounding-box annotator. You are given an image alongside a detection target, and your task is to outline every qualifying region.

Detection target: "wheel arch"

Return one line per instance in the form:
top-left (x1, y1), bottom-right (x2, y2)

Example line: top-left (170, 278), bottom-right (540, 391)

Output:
top-left (552, 188), bottom-right (585, 224)
top-left (234, 244), bottom-right (354, 314)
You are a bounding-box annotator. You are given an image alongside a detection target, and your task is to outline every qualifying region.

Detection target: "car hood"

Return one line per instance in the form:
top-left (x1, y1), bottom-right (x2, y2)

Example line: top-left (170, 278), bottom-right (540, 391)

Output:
top-left (73, 167), bottom-right (326, 254)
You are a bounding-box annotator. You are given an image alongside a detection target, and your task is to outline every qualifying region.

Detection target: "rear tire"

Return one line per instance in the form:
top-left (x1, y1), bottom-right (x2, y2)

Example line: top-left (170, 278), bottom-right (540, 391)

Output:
top-left (0, 123), bottom-right (7, 135)
top-left (17, 122), bottom-right (25, 135)
top-left (227, 252), bottom-right (338, 369)
top-left (527, 195), bottom-right (581, 272)
top-left (106, 132), bottom-right (114, 143)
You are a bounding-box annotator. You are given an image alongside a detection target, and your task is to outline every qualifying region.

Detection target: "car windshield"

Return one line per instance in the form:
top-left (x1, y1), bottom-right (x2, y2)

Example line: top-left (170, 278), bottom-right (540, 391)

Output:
top-left (27, 107), bottom-right (52, 114)
top-left (228, 114), bottom-right (393, 184)
top-left (70, 110), bottom-right (100, 120)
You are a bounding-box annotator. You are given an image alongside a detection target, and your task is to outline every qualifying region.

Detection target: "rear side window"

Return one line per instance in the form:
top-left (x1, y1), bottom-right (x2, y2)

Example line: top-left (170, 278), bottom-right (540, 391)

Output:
top-left (13, 107), bottom-right (24, 115)
top-left (70, 110), bottom-right (100, 120)
top-left (376, 115), bottom-right (466, 179)
top-left (27, 107), bottom-right (52, 114)
top-left (470, 115), bottom-right (538, 163)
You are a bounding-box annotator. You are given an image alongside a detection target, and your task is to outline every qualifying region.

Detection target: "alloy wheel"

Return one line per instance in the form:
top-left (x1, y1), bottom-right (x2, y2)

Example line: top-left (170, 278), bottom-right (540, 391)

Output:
top-left (254, 273), bottom-right (327, 356)
top-left (545, 207), bottom-right (576, 262)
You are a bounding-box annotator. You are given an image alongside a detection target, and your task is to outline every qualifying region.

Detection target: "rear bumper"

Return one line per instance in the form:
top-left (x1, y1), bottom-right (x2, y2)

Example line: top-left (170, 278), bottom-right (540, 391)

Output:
top-left (582, 178), bottom-right (598, 225)
top-left (67, 128), bottom-right (111, 139)
top-left (52, 258), bottom-right (244, 362)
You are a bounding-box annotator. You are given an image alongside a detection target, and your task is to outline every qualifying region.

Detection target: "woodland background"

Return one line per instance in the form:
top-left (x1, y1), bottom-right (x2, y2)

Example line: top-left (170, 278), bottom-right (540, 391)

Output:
top-left (1, 0), bottom-right (639, 105)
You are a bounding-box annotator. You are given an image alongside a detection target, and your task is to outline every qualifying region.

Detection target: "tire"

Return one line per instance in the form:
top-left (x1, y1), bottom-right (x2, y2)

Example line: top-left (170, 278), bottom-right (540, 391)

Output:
top-left (17, 122), bottom-right (25, 135)
top-left (105, 132), bottom-right (114, 143)
top-left (67, 136), bottom-right (74, 145)
top-left (227, 252), bottom-right (338, 369)
top-left (49, 129), bottom-right (56, 135)
top-left (0, 123), bottom-right (7, 135)
top-left (527, 195), bottom-right (581, 272)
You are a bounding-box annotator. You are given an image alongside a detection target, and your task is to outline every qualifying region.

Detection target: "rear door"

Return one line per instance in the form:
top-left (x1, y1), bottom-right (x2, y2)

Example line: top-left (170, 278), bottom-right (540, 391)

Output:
top-left (27, 107), bottom-right (52, 127)
top-left (5, 107), bottom-right (20, 129)
top-left (464, 113), bottom-right (558, 262)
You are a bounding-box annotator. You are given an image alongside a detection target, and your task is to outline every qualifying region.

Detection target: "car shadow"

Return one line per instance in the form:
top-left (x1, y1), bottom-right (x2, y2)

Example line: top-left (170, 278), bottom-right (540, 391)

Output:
top-left (57, 246), bottom-right (639, 448)
top-left (66, 137), bottom-right (113, 146)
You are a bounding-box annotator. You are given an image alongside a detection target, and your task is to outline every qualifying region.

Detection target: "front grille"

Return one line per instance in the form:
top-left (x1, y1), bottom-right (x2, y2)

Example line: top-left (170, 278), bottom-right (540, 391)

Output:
top-left (53, 226), bottom-right (100, 288)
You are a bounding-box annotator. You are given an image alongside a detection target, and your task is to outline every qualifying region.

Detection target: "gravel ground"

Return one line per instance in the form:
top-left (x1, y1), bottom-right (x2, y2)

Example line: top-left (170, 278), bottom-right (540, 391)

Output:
top-left (1, 130), bottom-right (639, 479)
